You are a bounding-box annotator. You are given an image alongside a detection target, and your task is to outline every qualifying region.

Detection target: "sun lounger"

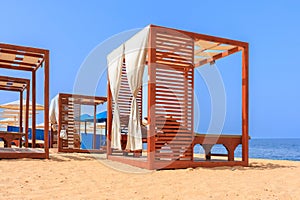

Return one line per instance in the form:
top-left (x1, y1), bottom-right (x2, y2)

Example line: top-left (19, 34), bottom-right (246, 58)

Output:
top-left (0, 131), bottom-right (24, 148)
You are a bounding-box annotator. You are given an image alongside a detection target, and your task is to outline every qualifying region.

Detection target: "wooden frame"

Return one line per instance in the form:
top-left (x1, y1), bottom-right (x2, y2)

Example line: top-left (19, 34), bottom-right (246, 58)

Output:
top-left (52, 93), bottom-right (107, 153)
top-left (0, 43), bottom-right (49, 159)
top-left (107, 25), bottom-right (249, 169)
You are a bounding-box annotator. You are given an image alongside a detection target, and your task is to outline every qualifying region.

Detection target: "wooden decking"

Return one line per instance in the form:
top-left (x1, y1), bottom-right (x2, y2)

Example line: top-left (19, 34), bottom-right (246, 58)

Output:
top-left (0, 148), bottom-right (47, 159)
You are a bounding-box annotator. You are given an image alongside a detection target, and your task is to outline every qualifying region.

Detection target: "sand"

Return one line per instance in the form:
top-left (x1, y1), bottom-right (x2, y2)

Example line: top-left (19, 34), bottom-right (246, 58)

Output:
top-left (0, 151), bottom-right (299, 200)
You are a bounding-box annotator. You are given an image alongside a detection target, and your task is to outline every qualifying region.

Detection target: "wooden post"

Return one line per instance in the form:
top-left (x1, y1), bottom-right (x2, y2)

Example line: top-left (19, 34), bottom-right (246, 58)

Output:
top-left (32, 71), bottom-right (36, 148)
top-left (19, 91), bottom-right (23, 133)
top-left (44, 50), bottom-right (50, 158)
top-left (190, 38), bottom-right (195, 161)
top-left (241, 44), bottom-right (249, 166)
top-left (93, 104), bottom-right (97, 149)
top-left (58, 94), bottom-right (62, 152)
top-left (147, 26), bottom-right (156, 170)
top-left (19, 91), bottom-right (23, 147)
top-left (25, 83), bottom-right (30, 148)
top-left (106, 78), bottom-right (112, 156)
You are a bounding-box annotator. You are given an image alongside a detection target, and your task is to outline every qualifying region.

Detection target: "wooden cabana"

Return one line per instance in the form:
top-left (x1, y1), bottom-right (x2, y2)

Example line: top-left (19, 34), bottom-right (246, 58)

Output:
top-left (107, 25), bottom-right (249, 169)
top-left (50, 93), bottom-right (107, 153)
top-left (0, 43), bottom-right (49, 159)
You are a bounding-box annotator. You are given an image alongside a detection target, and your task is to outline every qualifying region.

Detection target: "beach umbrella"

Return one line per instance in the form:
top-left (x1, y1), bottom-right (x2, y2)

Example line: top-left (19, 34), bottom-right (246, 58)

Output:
top-left (79, 114), bottom-right (92, 121)
top-left (83, 111), bottom-right (107, 123)
top-left (0, 118), bottom-right (18, 126)
top-left (0, 99), bottom-right (44, 110)
top-left (35, 122), bottom-right (51, 129)
top-left (95, 111), bottom-right (107, 123)
top-left (0, 110), bottom-right (36, 119)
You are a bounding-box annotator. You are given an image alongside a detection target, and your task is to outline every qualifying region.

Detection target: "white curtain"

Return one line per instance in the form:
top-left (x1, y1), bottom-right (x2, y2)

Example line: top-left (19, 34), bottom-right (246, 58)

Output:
top-left (107, 44), bottom-right (124, 149)
top-left (124, 26), bottom-right (150, 150)
top-left (49, 94), bottom-right (59, 130)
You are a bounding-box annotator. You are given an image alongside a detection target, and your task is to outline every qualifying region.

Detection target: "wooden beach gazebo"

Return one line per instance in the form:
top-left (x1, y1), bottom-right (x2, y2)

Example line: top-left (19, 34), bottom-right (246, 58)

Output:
top-left (50, 93), bottom-right (107, 153)
top-left (106, 25), bottom-right (249, 169)
top-left (0, 43), bottom-right (49, 159)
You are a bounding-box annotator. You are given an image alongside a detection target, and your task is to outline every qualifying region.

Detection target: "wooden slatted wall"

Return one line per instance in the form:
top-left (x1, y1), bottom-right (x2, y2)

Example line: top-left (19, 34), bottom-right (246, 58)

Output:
top-left (151, 27), bottom-right (194, 161)
top-left (59, 94), bottom-right (81, 149)
top-left (115, 62), bottom-right (143, 135)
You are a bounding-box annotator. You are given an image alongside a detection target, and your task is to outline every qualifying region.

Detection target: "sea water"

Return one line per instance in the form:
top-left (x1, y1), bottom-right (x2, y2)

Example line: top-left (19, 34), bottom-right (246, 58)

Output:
top-left (193, 138), bottom-right (300, 161)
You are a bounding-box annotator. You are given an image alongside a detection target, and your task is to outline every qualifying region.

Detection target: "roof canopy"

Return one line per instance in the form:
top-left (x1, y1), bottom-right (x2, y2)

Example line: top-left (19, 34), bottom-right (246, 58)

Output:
top-left (0, 43), bottom-right (47, 71)
top-left (0, 76), bottom-right (29, 92)
top-left (109, 24), bottom-right (248, 69)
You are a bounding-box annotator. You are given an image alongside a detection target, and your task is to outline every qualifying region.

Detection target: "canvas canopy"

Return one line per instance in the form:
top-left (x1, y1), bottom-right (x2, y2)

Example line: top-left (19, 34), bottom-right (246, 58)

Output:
top-left (0, 99), bottom-right (44, 110)
top-left (49, 94), bottom-right (59, 125)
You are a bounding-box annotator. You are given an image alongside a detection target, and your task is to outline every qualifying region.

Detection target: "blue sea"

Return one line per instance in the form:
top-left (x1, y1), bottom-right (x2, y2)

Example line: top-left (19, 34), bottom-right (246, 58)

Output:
top-left (193, 138), bottom-right (300, 161)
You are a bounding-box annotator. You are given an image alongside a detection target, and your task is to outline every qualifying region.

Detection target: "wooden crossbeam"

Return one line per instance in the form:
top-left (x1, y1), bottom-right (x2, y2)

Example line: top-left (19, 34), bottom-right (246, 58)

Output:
top-left (0, 87), bottom-right (20, 92)
top-left (0, 43), bottom-right (46, 55)
top-left (0, 86), bottom-right (24, 91)
top-left (0, 62), bottom-right (35, 71)
top-left (0, 59), bottom-right (35, 67)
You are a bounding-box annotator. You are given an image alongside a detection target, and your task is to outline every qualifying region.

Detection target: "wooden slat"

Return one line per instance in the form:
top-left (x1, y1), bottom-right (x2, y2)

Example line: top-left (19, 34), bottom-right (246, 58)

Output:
top-left (210, 45), bottom-right (236, 50)
top-left (195, 40), bottom-right (218, 49)
top-left (195, 46), bottom-right (242, 67)
top-left (195, 51), bottom-right (221, 58)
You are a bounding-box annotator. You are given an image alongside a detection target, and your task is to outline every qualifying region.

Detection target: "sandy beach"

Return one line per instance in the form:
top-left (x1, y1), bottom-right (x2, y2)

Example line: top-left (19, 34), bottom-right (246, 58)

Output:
top-left (0, 151), bottom-right (299, 200)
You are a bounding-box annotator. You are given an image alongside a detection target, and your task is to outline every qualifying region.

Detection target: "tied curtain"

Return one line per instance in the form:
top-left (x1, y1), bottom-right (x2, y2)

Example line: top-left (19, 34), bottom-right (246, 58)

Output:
top-left (107, 26), bottom-right (149, 151)
top-left (107, 44), bottom-right (124, 149)
top-left (124, 27), bottom-right (149, 150)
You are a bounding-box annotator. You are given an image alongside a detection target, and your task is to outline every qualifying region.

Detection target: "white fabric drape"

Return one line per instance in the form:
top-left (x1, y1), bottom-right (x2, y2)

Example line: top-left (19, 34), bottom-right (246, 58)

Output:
top-left (124, 26), bottom-right (150, 150)
top-left (107, 44), bottom-right (124, 149)
top-left (49, 95), bottom-right (59, 129)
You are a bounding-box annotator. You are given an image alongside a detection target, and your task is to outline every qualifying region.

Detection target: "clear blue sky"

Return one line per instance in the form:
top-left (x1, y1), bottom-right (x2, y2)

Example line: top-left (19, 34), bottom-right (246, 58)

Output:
top-left (0, 0), bottom-right (299, 138)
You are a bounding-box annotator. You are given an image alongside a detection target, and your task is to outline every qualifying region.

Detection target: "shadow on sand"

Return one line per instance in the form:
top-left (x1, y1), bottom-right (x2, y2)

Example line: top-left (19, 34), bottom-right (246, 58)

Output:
top-left (49, 153), bottom-right (106, 162)
top-left (205, 161), bottom-right (297, 171)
